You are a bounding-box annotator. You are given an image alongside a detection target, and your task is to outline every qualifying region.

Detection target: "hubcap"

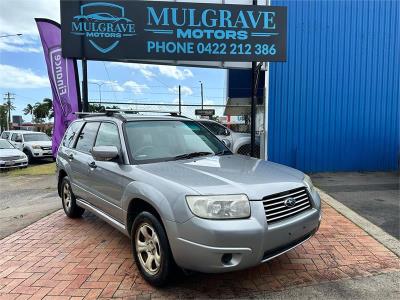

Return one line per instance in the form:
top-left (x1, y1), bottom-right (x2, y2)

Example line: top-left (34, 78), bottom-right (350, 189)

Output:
top-left (63, 182), bottom-right (72, 212)
top-left (135, 223), bottom-right (161, 275)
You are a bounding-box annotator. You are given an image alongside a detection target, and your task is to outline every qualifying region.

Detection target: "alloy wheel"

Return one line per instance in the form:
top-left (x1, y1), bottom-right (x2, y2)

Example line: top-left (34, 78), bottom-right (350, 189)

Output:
top-left (135, 223), bottom-right (162, 276)
top-left (63, 182), bottom-right (72, 212)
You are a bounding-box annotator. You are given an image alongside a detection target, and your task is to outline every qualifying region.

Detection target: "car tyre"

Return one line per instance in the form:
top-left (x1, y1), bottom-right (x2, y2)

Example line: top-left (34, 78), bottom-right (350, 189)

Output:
top-left (23, 149), bottom-right (34, 164)
top-left (61, 176), bottom-right (84, 218)
top-left (132, 211), bottom-right (176, 287)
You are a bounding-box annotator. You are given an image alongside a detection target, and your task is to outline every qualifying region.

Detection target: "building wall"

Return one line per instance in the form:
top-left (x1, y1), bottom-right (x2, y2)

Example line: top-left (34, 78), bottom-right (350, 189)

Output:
top-left (268, 0), bottom-right (399, 172)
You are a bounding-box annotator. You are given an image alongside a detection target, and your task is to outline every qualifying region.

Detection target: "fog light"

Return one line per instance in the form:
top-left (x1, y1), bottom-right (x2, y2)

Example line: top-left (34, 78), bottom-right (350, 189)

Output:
top-left (221, 253), bottom-right (233, 265)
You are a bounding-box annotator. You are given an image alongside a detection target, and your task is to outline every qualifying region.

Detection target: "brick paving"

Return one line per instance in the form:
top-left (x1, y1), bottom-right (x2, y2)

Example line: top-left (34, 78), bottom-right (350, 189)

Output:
top-left (0, 203), bottom-right (399, 299)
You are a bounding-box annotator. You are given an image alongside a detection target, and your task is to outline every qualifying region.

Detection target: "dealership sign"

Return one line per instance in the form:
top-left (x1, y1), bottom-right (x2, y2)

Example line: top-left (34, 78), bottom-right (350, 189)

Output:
top-left (61, 0), bottom-right (287, 62)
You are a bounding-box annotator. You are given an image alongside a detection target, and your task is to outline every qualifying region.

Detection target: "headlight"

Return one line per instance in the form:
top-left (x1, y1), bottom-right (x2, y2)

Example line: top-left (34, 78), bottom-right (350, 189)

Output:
top-left (303, 175), bottom-right (315, 193)
top-left (32, 145), bottom-right (41, 149)
top-left (19, 155), bottom-right (26, 159)
top-left (186, 194), bottom-right (250, 219)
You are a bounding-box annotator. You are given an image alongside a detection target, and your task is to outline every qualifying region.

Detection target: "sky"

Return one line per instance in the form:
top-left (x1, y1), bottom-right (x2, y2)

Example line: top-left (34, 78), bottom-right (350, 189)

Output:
top-left (0, 0), bottom-right (227, 122)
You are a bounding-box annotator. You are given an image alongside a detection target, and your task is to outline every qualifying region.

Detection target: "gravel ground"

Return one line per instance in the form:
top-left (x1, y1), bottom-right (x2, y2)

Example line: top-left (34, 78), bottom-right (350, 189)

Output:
top-left (0, 174), bottom-right (61, 239)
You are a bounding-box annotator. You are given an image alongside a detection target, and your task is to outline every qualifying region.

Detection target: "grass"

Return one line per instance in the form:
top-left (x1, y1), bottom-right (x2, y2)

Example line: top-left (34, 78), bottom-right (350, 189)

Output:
top-left (4, 162), bottom-right (56, 177)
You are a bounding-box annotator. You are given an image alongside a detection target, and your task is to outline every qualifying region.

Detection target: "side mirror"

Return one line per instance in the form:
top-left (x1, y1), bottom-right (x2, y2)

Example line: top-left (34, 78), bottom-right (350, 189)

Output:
top-left (221, 139), bottom-right (231, 149)
top-left (92, 146), bottom-right (119, 161)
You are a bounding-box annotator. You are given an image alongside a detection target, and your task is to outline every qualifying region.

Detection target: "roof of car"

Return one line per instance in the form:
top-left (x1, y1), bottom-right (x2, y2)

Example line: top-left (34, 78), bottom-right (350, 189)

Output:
top-left (3, 130), bottom-right (44, 134)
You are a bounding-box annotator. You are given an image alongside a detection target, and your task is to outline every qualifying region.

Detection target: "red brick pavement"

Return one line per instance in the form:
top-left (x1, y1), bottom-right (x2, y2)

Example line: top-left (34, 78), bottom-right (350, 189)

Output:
top-left (0, 203), bottom-right (399, 299)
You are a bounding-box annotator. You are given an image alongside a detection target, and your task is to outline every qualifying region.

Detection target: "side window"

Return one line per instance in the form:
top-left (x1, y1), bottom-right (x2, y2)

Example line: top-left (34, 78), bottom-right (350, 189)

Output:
top-left (75, 122), bottom-right (100, 153)
top-left (1, 132), bottom-right (9, 139)
top-left (11, 133), bottom-right (21, 141)
top-left (62, 121), bottom-right (83, 148)
top-left (94, 122), bottom-right (121, 150)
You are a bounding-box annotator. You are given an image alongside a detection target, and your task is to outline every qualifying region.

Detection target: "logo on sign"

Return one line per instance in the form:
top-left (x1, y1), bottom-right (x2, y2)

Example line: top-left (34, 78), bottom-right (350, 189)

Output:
top-left (71, 2), bottom-right (136, 53)
top-left (284, 197), bottom-right (297, 208)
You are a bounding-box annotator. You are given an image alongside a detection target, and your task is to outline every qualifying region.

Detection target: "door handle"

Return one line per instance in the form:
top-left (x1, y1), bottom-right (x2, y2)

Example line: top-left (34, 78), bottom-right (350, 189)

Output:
top-left (68, 153), bottom-right (74, 160)
top-left (88, 161), bottom-right (97, 169)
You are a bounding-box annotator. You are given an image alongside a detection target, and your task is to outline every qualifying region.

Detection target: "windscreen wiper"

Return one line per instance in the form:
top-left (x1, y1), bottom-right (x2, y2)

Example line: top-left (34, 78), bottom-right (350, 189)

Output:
top-left (174, 151), bottom-right (213, 160)
top-left (215, 149), bottom-right (231, 156)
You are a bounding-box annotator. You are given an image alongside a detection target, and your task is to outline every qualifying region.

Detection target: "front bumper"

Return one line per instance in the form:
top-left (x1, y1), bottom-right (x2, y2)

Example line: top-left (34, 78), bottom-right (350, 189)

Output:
top-left (0, 158), bottom-right (28, 169)
top-left (165, 193), bottom-right (321, 273)
top-left (32, 148), bottom-right (53, 158)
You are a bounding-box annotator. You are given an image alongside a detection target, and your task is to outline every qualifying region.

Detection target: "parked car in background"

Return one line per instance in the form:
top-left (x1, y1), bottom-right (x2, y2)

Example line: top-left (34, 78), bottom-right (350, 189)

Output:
top-left (0, 139), bottom-right (28, 169)
top-left (1, 130), bottom-right (52, 163)
top-left (197, 119), bottom-right (260, 156)
top-left (57, 112), bottom-right (321, 286)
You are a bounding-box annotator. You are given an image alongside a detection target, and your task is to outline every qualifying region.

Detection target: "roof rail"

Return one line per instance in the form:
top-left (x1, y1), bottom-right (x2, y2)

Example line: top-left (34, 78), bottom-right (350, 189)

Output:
top-left (74, 110), bottom-right (186, 118)
top-left (104, 109), bottom-right (182, 116)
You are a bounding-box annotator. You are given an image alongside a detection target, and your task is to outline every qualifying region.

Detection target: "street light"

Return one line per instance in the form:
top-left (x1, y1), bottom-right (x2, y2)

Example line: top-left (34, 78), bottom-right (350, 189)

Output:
top-left (199, 81), bottom-right (204, 109)
top-left (89, 81), bottom-right (108, 105)
top-left (0, 33), bottom-right (22, 38)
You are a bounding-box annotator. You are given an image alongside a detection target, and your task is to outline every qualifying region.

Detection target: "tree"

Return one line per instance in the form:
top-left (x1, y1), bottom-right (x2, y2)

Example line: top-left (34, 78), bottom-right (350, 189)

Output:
top-left (33, 102), bottom-right (49, 123)
top-left (0, 105), bottom-right (7, 132)
top-left (4, 99), bottom-right (15, 129)
top-left (29, 98), bottom-right (53, 123)
top-left (23, 104), bottom-right (34, 121)
top-left (42, 98), bottom-right (54, 119)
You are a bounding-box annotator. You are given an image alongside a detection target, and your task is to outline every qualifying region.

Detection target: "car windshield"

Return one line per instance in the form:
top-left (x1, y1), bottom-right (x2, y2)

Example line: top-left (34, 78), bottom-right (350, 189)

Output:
top-left (23, 133), bottom-right (50, 142)
top-left (0, 140), bottom-right (14, 149)
top-left (125, 120), bottom-right (230, 163)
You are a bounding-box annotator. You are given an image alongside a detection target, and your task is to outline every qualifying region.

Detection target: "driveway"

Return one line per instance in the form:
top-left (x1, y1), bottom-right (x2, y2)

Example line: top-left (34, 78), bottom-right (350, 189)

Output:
top-left (0, 201), bottom-right (399, 299)
top-left (311, 172), bottom-right (399, 239)
top-left (0, 174), bottom-right (61, 239)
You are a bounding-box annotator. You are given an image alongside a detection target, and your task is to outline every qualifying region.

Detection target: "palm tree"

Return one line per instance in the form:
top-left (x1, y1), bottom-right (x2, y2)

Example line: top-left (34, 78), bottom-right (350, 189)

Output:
top-left (4, 99), bottom-right (15, 130)
top-left (42, 98), bottom-right (54, 119)
top-left (23, 104), bottom-right (34, 121)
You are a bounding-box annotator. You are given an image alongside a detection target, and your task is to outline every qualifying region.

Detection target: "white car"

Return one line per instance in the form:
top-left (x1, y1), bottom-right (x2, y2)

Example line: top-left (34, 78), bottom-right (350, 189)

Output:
top-left (1, 130), bottom-right (52, 163)
top-left (0, 139), bottom-right (28, 169)
top-left (197, 120), bottom-right (260, 156)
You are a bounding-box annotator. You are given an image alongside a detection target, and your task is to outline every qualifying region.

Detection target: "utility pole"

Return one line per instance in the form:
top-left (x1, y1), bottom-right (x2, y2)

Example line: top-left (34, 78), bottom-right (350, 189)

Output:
top-left (3, 92), bottom-right (15, 131)
top-left (178, 85), bottom-right (182, 115)
top-left (199, 81), bottom-right (204, 109)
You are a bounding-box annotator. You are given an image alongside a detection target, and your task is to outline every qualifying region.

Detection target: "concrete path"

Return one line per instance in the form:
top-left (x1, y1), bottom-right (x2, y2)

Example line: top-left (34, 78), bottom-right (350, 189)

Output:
top-left (311, 172), bottom-right (399, 239)
top-left (0, 174), bottom-right (61, 239)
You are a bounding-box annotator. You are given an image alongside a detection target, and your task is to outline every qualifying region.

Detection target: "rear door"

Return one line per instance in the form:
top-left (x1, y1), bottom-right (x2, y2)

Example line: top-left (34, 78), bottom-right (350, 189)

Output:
top-left (69, 121), bottom-right (100, 203)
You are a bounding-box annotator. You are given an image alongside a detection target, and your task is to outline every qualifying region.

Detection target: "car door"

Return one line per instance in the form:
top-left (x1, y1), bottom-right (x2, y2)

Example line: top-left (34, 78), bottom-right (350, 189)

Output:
top-left (10, 133), bottom-right (23, 150)
top-left (87, 122), bottom-right (127, 223)
top-left (69, 121), bottom-right (100, 204)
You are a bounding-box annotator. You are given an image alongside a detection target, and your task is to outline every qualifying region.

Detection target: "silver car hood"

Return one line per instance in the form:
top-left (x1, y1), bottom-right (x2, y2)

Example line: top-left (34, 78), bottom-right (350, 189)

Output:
top-left (0, 148), bottom-right (24, 158)
top-left (137, 155), bottom-right (305, 200)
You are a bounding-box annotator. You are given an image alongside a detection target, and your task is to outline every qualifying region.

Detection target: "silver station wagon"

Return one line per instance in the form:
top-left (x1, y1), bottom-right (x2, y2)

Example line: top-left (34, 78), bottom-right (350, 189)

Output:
top-left (57, 112), bottom-right (321, 286)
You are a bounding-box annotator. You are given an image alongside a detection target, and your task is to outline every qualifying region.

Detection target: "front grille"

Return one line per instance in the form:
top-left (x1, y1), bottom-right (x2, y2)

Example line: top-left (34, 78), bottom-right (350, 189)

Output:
top-left (263, 187), bottom-right (312, 223)
top-left (1, 156), bottom-right (21, 161)
top-left (41, 146), bottom-right (51, 150)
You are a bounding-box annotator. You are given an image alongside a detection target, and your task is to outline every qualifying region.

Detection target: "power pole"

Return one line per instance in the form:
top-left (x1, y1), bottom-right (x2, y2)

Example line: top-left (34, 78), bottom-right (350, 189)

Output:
top-left (3, 92), bottom-right (15, 130)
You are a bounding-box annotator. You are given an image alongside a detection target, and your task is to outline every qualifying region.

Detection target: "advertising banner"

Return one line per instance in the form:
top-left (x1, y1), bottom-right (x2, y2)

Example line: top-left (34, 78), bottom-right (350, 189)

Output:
top-left (36, 18), bottom-right (80, 156)
top-left (60, 0), bottom-right (287, 62)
